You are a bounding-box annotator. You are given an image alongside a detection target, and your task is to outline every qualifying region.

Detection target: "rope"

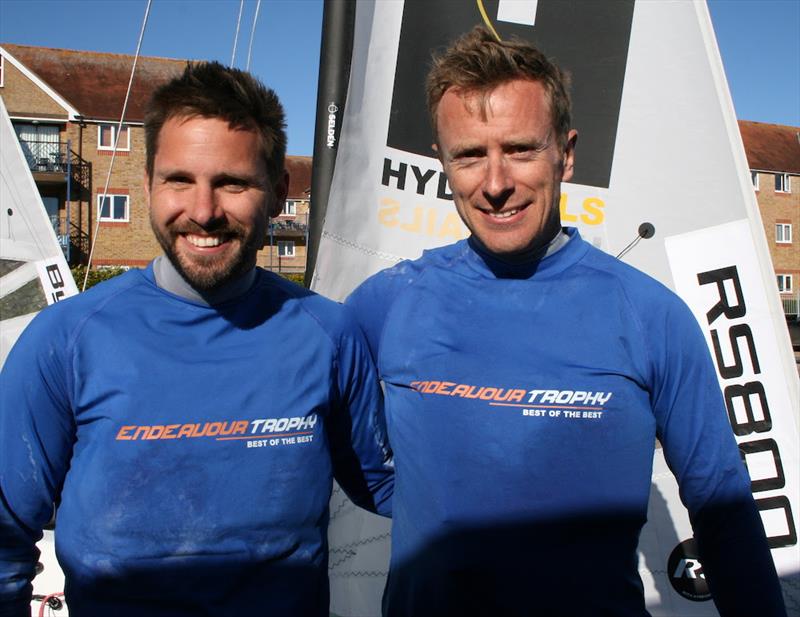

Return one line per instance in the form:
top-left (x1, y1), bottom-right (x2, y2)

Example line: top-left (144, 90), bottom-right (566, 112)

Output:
top-left (82, 0), bottom-right (152, 291)
top-left (231, 0), bottom-right (245, 66)
top-left (477, 0), bottom-right (502, 41)
top-left (245, 0), bottom-right (262, 71)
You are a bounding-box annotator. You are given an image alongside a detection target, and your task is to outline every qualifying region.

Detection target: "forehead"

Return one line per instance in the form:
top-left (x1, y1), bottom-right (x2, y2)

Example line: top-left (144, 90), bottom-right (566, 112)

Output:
top-left (154, 115), bottom-right (265, 173)
top-left (436, 79), bottom-right (553, 137)
top-left (157, 115), bottom-right (258, 148)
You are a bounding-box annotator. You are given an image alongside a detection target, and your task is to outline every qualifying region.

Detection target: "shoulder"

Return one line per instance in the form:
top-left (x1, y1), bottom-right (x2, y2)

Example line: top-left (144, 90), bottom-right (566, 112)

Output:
top-left (252, 268), bottom-right (362, 345)
top-left (16, 268), bottom-right (148, 343)
top-left (569, 237), bottom-right (707, 364)
top-left (347, 241), bottom-right (465, 311)
top-left (576, 240), bottom-right (689, 316)
top-left (2, 268), bottom-right (149, 381)
top-left (344, 242), bottom-right (465, 358)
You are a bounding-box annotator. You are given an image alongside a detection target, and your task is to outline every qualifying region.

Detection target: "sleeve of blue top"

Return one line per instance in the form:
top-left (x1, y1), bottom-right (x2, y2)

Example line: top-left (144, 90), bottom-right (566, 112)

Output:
top-left (651, 299), bottom-right (786, 617)
top-left (0, 309), bottom-right (76, 616)
top-left (326, 306), bottom-right (393, 517)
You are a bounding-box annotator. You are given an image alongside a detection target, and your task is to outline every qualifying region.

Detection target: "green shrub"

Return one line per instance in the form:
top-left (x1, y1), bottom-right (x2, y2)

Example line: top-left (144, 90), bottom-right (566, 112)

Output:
top-left (70, 266), bottom-right (128, 291)
top-left (278, 272), bottom-right (307, 287)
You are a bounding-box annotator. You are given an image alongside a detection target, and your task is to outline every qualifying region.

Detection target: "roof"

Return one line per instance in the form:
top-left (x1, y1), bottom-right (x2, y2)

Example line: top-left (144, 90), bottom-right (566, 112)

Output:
top-left (738, 120), bottom-right (800, 175)
top-left (285, 155), bottom-right (312, 199)
top-left (1, 43), bottom-right (186, 122)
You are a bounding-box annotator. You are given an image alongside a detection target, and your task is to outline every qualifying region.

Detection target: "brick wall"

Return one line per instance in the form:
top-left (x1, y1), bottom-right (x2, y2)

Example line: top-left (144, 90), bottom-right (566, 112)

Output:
top-left (0, 57), bottom-right (67, 118)
top-left (85, 123), bottom-right (161, 266)
top-left (59, 121), bottom-right (161, 268)
top-left (753, 172), bottom-right (800, 294)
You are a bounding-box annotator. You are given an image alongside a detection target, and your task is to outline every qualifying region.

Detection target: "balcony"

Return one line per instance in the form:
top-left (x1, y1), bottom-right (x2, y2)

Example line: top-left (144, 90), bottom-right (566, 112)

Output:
top-left (782, 293), bottom-right (799, 321)
top-left (17, 138), bottom-right (91, 191)
top-left (269, 212), bottom-right (309, 237)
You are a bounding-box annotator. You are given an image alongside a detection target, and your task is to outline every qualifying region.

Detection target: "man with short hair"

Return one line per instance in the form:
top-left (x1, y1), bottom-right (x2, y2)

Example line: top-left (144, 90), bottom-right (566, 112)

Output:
top-left (0, 62), bottom-right (392, 617)
top-left (347, 27), bottom-right (784, 616)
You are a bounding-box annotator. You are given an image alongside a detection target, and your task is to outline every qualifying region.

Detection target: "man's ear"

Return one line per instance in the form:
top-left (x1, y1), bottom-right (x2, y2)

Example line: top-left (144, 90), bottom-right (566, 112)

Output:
top-left (561, 129), bottom-right (578, 182)
top-left (268, 169), bottom-right (290, 218)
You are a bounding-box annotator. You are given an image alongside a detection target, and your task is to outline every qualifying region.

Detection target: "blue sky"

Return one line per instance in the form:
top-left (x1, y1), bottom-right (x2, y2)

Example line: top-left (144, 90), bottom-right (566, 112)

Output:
top-left (1, 0), bottom-right (798, 155)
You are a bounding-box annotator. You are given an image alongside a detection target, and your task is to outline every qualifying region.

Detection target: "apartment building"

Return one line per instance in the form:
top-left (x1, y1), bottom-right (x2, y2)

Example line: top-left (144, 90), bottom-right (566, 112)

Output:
top-left (0, 43), bottom-right (184, 267)
top-left (260, 155), bottom-right (311, 274)
top-left (0, 43), bottom-right (311, 274)
top-left (739, 120), bottom-right (800, 316)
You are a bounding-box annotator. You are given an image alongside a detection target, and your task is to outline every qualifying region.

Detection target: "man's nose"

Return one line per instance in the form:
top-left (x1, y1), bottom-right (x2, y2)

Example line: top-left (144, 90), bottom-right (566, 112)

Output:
top-left (187, 183), bottom-right (223, 227)
top-left (483, 155), bottom-right (514, 204)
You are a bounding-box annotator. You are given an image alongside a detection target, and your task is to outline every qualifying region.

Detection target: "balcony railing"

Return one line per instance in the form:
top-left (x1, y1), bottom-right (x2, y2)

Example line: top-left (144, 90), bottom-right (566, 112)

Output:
top-left (17, 138), bottom-right (91, 190)
top-left (782, 293), bottom-right (799, 320)
top-left (269, 212), bottom-right (309, 234)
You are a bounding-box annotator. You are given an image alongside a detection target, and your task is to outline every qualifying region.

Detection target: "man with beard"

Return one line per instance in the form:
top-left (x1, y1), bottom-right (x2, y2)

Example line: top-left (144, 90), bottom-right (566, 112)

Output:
top-left (0, 62), bottom-right (393, 617)
top-left (347, 28), bottom-right (785, 617)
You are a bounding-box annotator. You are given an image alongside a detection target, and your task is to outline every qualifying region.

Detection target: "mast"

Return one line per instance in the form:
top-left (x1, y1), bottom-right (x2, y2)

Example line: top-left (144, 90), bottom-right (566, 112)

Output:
top-left (305, 0), bottom-right (357, 287)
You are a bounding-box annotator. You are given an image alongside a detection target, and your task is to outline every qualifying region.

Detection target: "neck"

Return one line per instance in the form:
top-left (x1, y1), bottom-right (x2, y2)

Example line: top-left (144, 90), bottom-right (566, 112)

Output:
top-left (153, 256), bottom-right (256, 305)
top-left (470, 228), bottom-right (569, 265)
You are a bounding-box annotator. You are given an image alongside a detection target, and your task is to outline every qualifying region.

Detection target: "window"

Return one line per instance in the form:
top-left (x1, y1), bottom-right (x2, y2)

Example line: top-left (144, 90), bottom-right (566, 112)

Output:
top-left (774, 173), bottom-right (791, 193)
top-left (98, 194), bottom-right (129, 222)
top-left (750, 171), bottom-right (759, 190)
top-left (42, 196), bottom-right (60, 233)
top-left (777, 274), bottom-right (793, 293)
top-left (278, 241), bottom-right (295, 257)
top-left (282, 200), bottom-right (297, 216)
top-left (98, 123), bottom-right (129, 151)
top-left (13, 123), bottom-right (60, 170)
top-left (776, 223), bottom-right (792, 244)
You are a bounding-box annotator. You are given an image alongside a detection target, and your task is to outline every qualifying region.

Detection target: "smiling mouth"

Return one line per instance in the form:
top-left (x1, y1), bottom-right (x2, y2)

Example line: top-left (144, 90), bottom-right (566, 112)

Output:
top-left (184, 233), bottom-right (227, 248)
top-left (480, 205), bottom-right (527, 219)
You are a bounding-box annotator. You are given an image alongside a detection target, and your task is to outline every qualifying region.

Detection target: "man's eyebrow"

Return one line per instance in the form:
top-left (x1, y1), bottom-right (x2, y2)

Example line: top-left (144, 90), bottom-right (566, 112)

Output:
top-left (213, 171), bottom-right (267, 186)
top-left (447, 143), bottom-right (486, 159)
top-left (503, 137), bottom-right (550, 152)
top-left (155, 166), bottom-right (191, 178)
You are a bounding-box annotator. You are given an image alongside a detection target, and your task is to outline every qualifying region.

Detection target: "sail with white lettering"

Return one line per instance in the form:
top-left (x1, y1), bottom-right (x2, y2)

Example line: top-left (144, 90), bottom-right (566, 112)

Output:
top-left (309, 2), bottom-right (800, 615)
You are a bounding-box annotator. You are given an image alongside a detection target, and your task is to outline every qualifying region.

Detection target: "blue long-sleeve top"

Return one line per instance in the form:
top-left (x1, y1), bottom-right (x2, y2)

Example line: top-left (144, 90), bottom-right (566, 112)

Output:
top-left (347, 228), bottom-right (784, 617)
top-left (0, 265), bottom-right (393, 617)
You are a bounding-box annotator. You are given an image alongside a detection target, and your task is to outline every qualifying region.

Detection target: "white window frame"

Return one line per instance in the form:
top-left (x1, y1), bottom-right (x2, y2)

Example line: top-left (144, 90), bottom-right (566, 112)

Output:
top-left (776, 223), bottom-right (792, 244)
top-left (97, 123), bottom-right (130, 151)
top-left (282, 200), bottom-right (297, 216)
top-left (750, 170), bottom-right (759, 191)
top-left (776, 274), bottom-right (793, 293)
top-left (278, 240), bottom-right (295, 257)
top-left (98, 193), bottom-right (130, 222)
top-left (774, 172), bottom-right (791, 193)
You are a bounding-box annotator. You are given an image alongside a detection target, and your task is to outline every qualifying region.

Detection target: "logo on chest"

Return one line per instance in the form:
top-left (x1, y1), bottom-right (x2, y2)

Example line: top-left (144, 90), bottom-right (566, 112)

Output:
top-left (410, 379), bottom-right (613, 421)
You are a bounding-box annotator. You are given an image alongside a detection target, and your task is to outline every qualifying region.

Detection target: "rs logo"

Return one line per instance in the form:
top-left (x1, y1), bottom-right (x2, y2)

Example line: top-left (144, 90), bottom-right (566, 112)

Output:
top-left (672, 559), bottom-right (705, 580)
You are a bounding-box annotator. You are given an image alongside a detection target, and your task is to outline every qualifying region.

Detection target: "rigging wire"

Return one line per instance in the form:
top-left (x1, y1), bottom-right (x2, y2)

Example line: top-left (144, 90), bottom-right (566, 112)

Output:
top-left (82, 0), bottom-right (152, 291)
top-left (615, 236), bottom-right (642, 260)
top-left (245, 0), bottom-right (263, 71)
top-left (231, 0), bottom-right (245, 66)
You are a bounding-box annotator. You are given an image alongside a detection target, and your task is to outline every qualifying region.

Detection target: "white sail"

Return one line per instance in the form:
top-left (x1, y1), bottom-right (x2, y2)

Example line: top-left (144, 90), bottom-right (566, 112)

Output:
top-left (0, 96), bottom-right (78, 367)
top-left (313, 2), bottom-right (800, 615)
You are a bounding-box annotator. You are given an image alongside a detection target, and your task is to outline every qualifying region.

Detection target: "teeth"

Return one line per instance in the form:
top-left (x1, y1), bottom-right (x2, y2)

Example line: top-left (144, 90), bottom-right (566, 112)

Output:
top-left (186, 234), bottom-right (223, 247)
top-left (487, 209), bottom-right (519, 219)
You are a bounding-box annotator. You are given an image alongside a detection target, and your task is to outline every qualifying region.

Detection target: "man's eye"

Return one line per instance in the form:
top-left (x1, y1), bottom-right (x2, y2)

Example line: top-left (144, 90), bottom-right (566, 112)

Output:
top-left (452, 151), bottom-right (483, 166)
top-left (457, 150), bottom-right (483, 160)
top-left (509, 145), bottom-right (536, 158)
top-left (166, 176), bottom-right (191, 186)
top-left (220, 180), bottom-right (248, 192)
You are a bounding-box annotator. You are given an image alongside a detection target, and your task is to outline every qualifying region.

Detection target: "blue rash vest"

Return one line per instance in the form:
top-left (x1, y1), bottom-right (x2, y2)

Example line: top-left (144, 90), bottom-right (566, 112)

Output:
top-left (0, 264), bottom-right (393, 617)
top-left (347, 228), bottom-right (784, 617)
